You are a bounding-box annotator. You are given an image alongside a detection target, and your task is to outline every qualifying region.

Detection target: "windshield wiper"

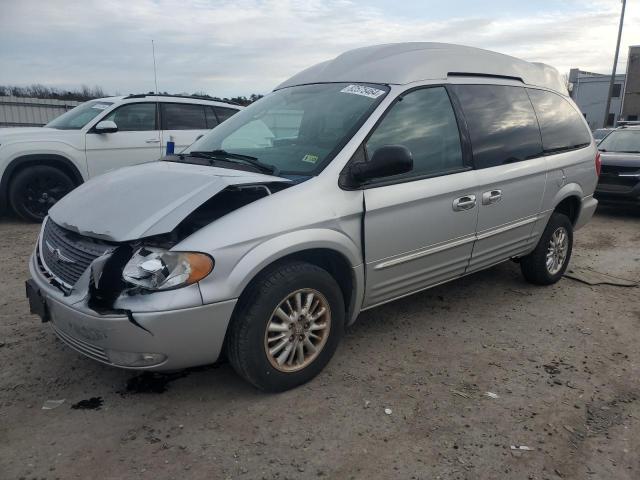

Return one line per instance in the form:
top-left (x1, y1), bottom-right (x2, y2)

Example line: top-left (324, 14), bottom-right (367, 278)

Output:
top-left (188, 150), bottom-right (278, 175)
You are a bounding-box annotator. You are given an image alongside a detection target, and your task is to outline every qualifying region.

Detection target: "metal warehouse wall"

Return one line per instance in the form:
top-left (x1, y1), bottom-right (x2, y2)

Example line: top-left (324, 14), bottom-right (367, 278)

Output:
top-left (0, 96), bottom-right (80, 127)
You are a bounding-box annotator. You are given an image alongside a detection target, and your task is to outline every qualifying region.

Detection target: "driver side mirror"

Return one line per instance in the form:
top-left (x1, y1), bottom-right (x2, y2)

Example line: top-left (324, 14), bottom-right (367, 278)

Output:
top-left (349, 145), bottom-right (413, 184)
top-left (95, 120), bottom-right (118, 134)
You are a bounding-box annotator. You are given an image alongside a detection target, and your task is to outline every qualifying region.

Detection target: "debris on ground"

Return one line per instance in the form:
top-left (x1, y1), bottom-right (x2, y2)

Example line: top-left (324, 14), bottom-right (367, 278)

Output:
top-left (384, 408), bottom-right (392, 415)
top-left (364, 400), bottom-right (371, 409)
top-left (564, 267), bottom-right (638, 287)
top-left (485, 392), bottom-right (499, 399)
top-left (41, 399), bottom-right (65, 410)
top-left (510, 445), bottom-right (534, 451)
top-left (451, 389), bottom-right (471, 399)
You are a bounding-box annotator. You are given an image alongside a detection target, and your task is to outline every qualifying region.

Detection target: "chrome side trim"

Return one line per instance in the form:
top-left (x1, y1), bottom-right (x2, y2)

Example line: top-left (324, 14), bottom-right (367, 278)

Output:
top-left (373, 214), bottom-right (541, 271)
top-left (373, 234), bottom-right (476, 270)
top-left (475, 215), bottom-right (540, 241)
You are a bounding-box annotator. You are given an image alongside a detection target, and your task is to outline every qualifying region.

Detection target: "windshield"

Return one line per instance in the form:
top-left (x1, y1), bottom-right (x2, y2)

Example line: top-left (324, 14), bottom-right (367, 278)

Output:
top-left (593, 129), bottom-right (611, 141)
top-left (598, 129), bottom-right (640, 153)
top-left (45, 100), bottom-right (114, 130)
top-left (182, 83), bottom-right (389, 176)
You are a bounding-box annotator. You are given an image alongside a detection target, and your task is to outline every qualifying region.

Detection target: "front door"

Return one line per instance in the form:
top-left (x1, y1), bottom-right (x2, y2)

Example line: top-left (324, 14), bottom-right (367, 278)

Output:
top-left (85, 102), bottom-right (161, 177)
top-left (361, 86), bottom-right (479, 308)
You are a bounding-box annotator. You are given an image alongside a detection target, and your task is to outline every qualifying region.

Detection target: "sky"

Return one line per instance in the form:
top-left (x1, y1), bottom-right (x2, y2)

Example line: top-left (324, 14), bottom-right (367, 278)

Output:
top-left (1, 0), bottom-right (639, 98)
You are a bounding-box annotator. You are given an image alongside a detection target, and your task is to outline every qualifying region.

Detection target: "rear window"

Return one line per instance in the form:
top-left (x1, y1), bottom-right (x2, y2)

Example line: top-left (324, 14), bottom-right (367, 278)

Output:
top-left (452, 85), bottom-right (543, 168)
top-left (526, 89), bottom-right (591, 153)
top-left (598, 129), bottom-right (640, 153)
top-left (161, 103), bottom-right (207, 130)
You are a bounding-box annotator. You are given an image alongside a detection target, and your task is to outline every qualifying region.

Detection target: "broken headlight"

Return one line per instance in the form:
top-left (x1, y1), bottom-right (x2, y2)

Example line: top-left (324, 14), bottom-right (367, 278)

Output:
top-left (122, 247), bottom-right (213, 291)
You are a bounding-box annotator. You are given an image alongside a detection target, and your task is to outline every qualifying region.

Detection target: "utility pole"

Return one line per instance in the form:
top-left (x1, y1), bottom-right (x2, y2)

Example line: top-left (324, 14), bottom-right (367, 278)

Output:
top-left (603, 0), bottom-right (626, 128)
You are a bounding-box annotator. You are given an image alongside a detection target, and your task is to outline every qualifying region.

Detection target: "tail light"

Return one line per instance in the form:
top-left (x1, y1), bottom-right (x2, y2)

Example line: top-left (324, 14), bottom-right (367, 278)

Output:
top-left (595, 151), bottom-right (601, 177)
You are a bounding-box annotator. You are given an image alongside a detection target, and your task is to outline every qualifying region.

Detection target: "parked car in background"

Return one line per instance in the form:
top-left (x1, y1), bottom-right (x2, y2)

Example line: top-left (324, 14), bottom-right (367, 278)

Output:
top-left (0, 94), bottom-right (241, 221)
top-left (592, 128), bottom-right (615, 144)
top-left (595, 125), bottom-right (640, 206)
top-left (26, 43), bottom-right (598, 392)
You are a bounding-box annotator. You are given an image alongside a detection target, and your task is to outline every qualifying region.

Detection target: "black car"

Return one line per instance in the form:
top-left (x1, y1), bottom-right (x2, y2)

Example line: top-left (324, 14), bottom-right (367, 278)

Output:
top-left (595, 126), bottom-right (640, 206)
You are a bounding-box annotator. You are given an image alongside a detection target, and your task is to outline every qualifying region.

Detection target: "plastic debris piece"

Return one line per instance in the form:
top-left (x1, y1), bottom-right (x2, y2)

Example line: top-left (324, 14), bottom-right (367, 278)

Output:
top-left (485, 392), bottom-right (499, 399)
top-left (510, 445), bottom-right (534, 451)
top-left (42, 399), bottom-right (65, 410)
top-left (451, 389), bottom-right (471, 399)
top-left (364, 400), bottom-right (371, 409)
top-left (384, 408), bottom-right (392, 415)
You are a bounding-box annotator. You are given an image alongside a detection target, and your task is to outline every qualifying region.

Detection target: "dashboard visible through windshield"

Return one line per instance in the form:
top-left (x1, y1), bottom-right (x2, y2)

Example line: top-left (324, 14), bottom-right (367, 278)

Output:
top-left (181, 83), bottom-right (389, 177)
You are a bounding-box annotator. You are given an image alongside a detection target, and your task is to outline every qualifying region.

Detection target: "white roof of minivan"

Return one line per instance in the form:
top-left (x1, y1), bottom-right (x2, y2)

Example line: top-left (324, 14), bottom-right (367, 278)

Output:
top-left (276, 42), bottom-right (567, 95)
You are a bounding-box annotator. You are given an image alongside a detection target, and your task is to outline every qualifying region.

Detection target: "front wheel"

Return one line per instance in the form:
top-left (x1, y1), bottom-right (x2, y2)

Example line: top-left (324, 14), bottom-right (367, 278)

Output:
top-left (227, 261), bottom-right (344, 392)
top-left (9, 166), bottom-right (75, 222)
top-left (520, 212), bottom-right (573, 285)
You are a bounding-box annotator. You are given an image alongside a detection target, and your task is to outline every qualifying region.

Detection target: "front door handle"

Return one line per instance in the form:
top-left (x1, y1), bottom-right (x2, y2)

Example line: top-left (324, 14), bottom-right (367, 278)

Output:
top-left (482, 189), bottom-right (502, 205)
top-left (452, 195), bottom-right (477, 211)
top-left (145, 139), bottom-right (160, 144)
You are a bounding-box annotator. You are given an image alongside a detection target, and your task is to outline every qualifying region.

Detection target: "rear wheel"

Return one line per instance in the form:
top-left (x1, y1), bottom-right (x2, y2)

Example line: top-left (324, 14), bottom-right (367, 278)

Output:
top-left (227, 261), bottom-right (344, 392)
top-left (520, 212), bottom-right (573, 285)
top-left (9, 166), bottom-right (74, 222)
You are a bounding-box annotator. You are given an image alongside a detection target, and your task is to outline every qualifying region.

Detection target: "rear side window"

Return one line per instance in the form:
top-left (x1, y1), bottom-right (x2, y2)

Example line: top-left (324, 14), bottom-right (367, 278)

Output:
top-left (452, 85), bottom-right (543, 168)
top-left (205, 107), bottom-right (219, 128)
top-left (526, 89), bottom-right (591, 153)
top-left (365, 86), bottom-right (464, 179)
top-left (214, 107), bottom-right (239, 122)
top-left (161, 103), bottom-right (207, 130)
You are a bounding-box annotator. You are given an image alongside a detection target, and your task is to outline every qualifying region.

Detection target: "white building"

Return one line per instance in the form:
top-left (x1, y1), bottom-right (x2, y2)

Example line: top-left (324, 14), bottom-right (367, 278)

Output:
top-left (568, 69), bottom-right (625, 130)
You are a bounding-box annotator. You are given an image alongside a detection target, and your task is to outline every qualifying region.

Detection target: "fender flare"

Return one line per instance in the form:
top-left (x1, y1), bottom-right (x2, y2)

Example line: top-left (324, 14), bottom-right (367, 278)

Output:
top-left (0, 154), bottom-right (84, 205)
top-left (224, 228), bottom-right (363, 302)
top-left (549, 182), bottom-right (584, 218)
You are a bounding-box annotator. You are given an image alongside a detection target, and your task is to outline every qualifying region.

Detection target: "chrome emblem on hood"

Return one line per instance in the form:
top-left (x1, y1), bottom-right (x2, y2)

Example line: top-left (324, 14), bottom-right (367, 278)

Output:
top-left (45, 240), bottom-right (76, 265)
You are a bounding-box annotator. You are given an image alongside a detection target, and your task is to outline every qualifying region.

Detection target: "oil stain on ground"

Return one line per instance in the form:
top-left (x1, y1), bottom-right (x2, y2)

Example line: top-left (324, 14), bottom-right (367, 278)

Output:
top-left (71, 397), bottom-right (103, 410)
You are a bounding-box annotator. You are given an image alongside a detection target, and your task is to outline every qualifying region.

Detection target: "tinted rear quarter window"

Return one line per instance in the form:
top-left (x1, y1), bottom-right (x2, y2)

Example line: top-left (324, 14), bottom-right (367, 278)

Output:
top-left (161, 103), bottom-right (207, 130)
top-left (205, 107), bottom-right (219, 129)
top-left (214, 106), bottom-right (239, 123)
top-left (526, 89), bottom-right (591, 153)
top-left (452, 85), bottom-right (542, 168)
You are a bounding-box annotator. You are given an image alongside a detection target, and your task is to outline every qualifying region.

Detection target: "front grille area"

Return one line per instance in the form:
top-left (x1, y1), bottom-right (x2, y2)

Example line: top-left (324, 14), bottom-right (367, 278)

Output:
top-left (39, 219), bottom-right (115, 287)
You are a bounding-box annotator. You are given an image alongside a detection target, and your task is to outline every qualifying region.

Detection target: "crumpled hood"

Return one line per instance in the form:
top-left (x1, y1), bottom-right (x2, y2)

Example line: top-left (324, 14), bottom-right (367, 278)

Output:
top-left (49, 161), bottom-right (289, 242)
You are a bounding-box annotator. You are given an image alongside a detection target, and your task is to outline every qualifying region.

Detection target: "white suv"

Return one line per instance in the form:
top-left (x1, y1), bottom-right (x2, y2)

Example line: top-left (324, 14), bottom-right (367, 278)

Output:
top-left (0, 94), bottom-right (242, 221)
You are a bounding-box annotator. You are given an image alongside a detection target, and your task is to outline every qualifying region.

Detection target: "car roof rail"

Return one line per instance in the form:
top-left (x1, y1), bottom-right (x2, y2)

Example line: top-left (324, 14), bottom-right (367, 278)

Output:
top-left (123, 93), bottom-right (243, 107)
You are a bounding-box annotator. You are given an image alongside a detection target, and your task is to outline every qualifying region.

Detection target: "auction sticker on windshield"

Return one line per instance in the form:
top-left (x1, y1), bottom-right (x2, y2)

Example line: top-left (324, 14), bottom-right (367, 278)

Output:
top-left (340, 84), bottom-right (386, 99)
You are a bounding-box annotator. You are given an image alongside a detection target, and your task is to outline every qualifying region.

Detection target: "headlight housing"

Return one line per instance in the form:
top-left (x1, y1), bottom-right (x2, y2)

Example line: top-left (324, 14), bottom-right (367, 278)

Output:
top-left (122, 247), bottom-right (214, 291)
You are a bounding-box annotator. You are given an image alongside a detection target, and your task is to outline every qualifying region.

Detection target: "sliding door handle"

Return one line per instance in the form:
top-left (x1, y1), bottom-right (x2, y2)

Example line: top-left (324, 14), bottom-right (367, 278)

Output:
top-left (145, 139), bottom-right (160, 144)
top-left (452, 195), bottom-right (477, 211)
top-left (482, 189), bottom-right (502, 205)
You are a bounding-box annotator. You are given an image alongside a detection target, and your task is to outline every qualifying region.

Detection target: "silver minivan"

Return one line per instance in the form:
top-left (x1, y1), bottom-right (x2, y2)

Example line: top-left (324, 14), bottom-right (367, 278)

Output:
top-left (26, 43), bottom-right (599, 391)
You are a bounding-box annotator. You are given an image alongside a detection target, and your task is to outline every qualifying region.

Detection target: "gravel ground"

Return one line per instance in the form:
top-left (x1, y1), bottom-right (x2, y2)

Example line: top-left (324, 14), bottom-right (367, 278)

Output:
top-left (1, 207), bottom-right (639, 480)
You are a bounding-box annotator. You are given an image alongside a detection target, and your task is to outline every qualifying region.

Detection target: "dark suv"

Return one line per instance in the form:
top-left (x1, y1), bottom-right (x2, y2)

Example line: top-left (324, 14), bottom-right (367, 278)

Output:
top-left (596, 125), bottom-right (640, 206)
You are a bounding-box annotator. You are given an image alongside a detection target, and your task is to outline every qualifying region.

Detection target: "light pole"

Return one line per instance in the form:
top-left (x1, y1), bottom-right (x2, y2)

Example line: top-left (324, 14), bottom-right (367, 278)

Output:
top-left (603, 0), bottom-right (626, 128)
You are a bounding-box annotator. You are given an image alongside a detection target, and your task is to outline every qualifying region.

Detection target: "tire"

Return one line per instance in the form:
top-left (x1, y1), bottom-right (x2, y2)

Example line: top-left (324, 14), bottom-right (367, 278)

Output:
top-left (520, 212), bottom-right (573, 285)
top-left (227, 261), bottom-right (345, 392)
top-left (9, 166), bottom-right (75, 222)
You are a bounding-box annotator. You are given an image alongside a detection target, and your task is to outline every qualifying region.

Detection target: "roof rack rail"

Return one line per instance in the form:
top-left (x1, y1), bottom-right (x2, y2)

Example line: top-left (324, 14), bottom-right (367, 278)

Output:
top-left (447, 72), bottom-right (525, 83)
top-left (123, 93), bottom-right (242, 107)
top-left (617, 120), bottom-right (640, 127)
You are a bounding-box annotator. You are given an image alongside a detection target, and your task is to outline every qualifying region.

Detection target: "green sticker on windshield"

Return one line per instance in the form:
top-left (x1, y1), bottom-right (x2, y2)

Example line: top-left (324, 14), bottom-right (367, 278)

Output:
top-left (301, 154), bottom-right (319, 164)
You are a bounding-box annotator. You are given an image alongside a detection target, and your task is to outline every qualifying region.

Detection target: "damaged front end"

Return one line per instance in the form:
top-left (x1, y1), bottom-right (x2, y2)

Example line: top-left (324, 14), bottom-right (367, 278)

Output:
top-left (38, 179), bottom-right (290, 315)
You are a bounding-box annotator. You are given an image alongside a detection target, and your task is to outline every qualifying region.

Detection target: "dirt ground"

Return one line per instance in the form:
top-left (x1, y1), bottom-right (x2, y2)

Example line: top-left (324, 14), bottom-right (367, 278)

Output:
top-left (1, 206), bottom-right (639, 480)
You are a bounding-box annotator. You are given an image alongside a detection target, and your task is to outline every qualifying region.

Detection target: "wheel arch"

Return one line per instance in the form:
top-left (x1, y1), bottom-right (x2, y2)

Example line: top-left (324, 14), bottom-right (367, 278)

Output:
top-left (1, 154), bottom-right (84, 209)
top-left (216, 230), bottom-right (365, 330)
top-left (550, 182), bottom-right (585, 226)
